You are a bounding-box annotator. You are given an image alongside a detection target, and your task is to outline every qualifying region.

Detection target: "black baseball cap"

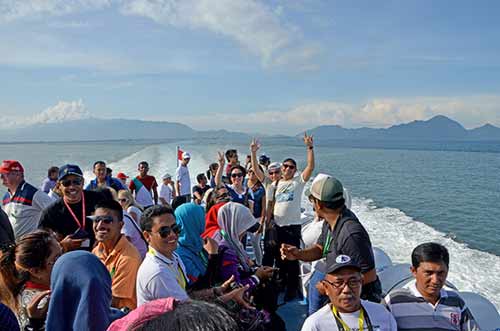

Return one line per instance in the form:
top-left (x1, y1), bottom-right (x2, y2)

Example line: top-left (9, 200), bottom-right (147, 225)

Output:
top-left (58, 164), bottom-right (83, 181)
top-left (326, 255), bottom-right (361, 274)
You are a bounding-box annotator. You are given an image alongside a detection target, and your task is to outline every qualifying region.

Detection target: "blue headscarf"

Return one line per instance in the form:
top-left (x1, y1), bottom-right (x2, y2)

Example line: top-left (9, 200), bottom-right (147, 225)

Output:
top-left (0, 303), bottom-right (19, 331)
top-left (46, 251), bottom-right (116, 331)
top-left (175, 203), bottom-right (207, 282)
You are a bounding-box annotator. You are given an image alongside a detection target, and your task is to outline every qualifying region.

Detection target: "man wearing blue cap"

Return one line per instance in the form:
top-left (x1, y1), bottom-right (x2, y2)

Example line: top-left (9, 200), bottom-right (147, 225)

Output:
top-left (301, 255), bottom-right (396, 330)
top-left (39, 164), bottom-right (105, 251)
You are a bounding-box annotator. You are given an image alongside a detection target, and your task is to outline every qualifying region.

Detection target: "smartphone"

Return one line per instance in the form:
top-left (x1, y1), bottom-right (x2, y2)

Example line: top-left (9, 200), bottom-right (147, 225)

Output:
top-left (71, 228), bottom-right (89, 240)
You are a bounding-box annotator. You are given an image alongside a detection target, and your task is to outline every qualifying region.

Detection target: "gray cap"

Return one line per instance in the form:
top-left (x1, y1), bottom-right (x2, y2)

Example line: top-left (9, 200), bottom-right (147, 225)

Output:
top-left (305, 173), bottom-right (344, 203)
top-left (162, 173), bottom-right (172, 180)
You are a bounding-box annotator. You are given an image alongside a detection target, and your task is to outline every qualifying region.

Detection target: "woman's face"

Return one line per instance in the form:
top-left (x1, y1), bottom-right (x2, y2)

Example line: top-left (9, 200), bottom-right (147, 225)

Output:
top-left (29, 239), bottom-right (62, 286)
top-left (248, 169), bottom-right (257, 181)
top-left (230, 169), bottom-right (244, 185)
top-left (118, 194), bottom-right (129, 209)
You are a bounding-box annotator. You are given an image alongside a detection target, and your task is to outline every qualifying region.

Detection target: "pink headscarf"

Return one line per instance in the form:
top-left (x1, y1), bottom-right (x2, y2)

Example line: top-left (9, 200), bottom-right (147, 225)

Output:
top-left (107, 298), bottom-right (177, 331)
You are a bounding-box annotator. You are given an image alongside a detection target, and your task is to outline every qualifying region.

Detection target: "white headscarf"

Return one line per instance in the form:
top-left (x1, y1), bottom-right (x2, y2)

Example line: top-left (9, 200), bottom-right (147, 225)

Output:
top-left (216, 202), bottom-right (257, 271)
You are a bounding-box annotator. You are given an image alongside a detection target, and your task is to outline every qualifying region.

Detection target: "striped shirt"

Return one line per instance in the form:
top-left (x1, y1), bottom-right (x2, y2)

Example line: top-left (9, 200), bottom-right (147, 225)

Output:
top-left (383, 281), bottom-right (479, 331)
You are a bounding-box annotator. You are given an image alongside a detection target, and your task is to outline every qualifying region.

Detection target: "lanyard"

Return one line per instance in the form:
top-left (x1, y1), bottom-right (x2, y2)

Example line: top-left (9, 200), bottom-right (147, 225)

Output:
top-left (64, 193), bottom-right (86, 229)
top-left (148, 248), bottom-right (187, 289)
top-left (331, 305), bottom-right (373, 331)
top-left (323, 230), bottom-right (332, 258)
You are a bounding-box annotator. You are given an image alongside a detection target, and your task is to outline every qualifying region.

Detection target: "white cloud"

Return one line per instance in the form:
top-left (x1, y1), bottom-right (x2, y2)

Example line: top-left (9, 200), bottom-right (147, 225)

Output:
top-left (0, 0), bottom-right (113, 22)
top-left (1, 100), bottom-right (92, 129)
top-left (120, 0), bottom-right (318, 68)
top-left (174, 95), bottom-right (500, 134)
top-left (0, 0), bottom-right (319, 70)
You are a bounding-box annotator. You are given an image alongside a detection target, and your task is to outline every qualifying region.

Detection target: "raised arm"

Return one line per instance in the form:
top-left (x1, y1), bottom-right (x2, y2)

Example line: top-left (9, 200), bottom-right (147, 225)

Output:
top-left (214, 151), bottom-right (225, 187)
top-left (250, 138), bottom-right (266, 182)
top-left (301, 133), bottom-right (315, 182)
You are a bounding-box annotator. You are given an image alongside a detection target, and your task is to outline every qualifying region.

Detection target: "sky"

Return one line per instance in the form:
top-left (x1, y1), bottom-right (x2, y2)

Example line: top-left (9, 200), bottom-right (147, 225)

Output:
top-left (1, 0), bottom-right (500, 134)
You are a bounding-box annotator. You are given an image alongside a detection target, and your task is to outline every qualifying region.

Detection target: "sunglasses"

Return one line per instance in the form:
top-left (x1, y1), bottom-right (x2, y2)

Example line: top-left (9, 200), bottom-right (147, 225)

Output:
top-left (268, 170), bottom-right (280, 175)
top-left (282, 164), bottom-right (296, 170)
top-left (61, 178), bottom-right (83, 187)
top-left (154, 224), bottom-right (181, 238)
top-left (118, 198), bottom-right (128, 202)
top-left (231, 173), bottom-right (244, 178)
top-left (92, 215), bottom-right (115, 224)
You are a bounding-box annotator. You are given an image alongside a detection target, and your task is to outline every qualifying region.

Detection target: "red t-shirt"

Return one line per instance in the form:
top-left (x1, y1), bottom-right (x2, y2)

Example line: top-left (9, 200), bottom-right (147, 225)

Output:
top-left (129, 175), bottom-right (158, 192)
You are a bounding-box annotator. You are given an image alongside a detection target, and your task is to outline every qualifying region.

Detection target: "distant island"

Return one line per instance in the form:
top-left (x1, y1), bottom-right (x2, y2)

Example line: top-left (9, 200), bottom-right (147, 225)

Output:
top-left (0, 115), bottom-right (499, 143)
top-left (299, 115), bottom-right (500, 141)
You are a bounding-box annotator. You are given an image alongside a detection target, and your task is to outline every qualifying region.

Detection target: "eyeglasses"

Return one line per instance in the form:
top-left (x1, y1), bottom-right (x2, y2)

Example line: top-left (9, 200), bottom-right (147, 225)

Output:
top-left (323, 278), bottom-right (362, 290)
top-left (60, 178), bottom-right (83, 187)
top-left (153, 224), bottom-right (181, 238)
top-left (231, 173), bottom-right (244, 178)
top-left (282, 164), bottom-right (296, 170)
top-left (92, 215), bottom-right (115, 224)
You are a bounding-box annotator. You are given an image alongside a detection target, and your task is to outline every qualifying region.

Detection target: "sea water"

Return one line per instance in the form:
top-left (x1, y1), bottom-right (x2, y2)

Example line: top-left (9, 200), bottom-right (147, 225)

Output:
top-left (0, 139), bottom-right (498, 310)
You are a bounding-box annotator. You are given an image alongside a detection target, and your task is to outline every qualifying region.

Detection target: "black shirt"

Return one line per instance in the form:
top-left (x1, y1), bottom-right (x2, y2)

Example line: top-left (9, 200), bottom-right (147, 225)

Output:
top-left (38, 190), bottom-right (105, 250)
top-left (316, 206), bottom-right (375, 273)
top-left (192, 185), bottom-right (211, 199)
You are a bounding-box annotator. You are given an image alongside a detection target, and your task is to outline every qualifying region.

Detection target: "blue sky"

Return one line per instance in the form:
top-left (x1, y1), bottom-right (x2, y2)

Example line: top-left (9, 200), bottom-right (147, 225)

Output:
top-left (1, 0), bottom-right (500, 134)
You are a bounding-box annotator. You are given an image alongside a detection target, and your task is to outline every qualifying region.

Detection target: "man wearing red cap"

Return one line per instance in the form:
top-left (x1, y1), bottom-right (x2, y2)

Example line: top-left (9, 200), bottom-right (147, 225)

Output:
top-left (1, 160), bottom-right (53, 238)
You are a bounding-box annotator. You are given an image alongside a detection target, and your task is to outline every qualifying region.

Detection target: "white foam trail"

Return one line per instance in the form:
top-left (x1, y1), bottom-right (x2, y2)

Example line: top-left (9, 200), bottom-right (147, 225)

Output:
top-left (353, 197), bottom-right (500, 310)
top-left (105, 143), bottom-right (500, 310)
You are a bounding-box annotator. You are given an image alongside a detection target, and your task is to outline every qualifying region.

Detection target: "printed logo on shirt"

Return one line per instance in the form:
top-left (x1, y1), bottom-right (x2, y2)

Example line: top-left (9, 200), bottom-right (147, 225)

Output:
top-left (450, 312), bottom-right (460, 326)
top-left (276, 191), bottom-right (294, 203)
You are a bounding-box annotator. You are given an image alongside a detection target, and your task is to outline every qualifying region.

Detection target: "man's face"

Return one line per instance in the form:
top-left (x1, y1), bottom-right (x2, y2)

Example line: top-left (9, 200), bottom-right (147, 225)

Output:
top-left (49, 171), bottom-right (59, 181)
top-left (199, 176), bottom-right (207, 186)
top-left (138, 163), bottom-right (149, 176)
top-left (94, 163), bottom-right (107, 180)
top-left (411, 261), bottom-right (448, 300)
top-left (59, 175), bottom-right (84, 203)
top-left (281, 161), bottom-right (296, 180)
top-left (145, 213), bottom-right (179, 255)
top-left (93, 208), bottom-right (123, 245)
top-left (182, 158), bottom-right (190, 166)
top-left (322, 268), bottom-right (362, 313)
top-left (163, 177), bottom-right (172, 185)
top-left (1, 171), bottom-right (22, 188)
top-left (228, 152), bottom-right (238, 164)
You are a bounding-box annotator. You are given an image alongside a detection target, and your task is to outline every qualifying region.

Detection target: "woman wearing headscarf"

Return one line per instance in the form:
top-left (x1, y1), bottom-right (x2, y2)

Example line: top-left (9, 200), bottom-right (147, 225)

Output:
top-left (212, 203), bottom-right (274, 292)
top-left (175, 203), bottom-right (219, 288)
top-left (46, 251), bottom-right (122, 331)
top-left (201, 190), bottom-right (228, 239)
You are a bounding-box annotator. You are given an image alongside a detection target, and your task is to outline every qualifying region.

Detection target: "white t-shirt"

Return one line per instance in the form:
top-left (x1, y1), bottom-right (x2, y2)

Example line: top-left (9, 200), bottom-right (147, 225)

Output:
top-left (136, 247), bottom-right (189, 306)
top-left (122, 210), bottom-right (147, 259)
top-left (301, 301), bottom-right (397, 331)
top-left (272, 174), bottom-right (306, 226)
top-left (158, 183), bottom-right (174, 205)
top-left (175, 165), bottom-right (191, 196)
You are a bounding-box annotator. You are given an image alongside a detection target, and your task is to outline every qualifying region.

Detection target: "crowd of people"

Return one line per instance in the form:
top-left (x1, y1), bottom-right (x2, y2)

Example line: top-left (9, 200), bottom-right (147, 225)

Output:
top-left (0, 136), bottom-right (481, 330)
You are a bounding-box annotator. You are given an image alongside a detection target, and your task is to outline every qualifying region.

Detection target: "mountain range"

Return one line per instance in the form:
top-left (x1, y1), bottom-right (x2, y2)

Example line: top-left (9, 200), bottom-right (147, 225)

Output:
top-left (0, 115), bottom-right (499, 143)
top-left (299, 115), bottom-right (500, 141)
